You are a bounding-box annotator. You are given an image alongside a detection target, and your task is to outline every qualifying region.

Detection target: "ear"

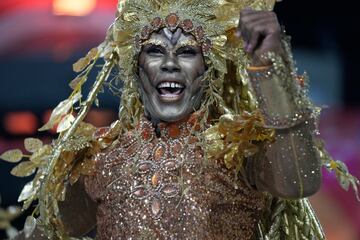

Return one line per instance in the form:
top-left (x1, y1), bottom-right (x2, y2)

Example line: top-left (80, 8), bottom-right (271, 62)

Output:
top-left (135, 70), bottom-right (144, 103)
top-left (137, 67), bottom-right (145, 83)
top-left (137, 50), bottom-right (145, 69)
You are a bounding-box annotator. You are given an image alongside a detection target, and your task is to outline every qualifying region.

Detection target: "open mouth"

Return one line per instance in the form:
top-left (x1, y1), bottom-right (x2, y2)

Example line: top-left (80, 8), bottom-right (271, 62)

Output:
top-left (156, 81), bottom-right (185, 100)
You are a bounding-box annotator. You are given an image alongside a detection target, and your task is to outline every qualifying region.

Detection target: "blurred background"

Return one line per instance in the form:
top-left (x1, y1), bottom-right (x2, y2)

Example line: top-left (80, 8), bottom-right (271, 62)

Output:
top-left (0, 0), bottom-right (359, 239)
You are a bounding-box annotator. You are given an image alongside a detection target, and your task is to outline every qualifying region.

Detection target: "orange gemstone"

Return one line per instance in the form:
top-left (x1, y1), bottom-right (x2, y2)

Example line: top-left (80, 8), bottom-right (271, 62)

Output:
top-left (171, 142), bottom-right (182, 154)
top-left (195, 150), bottom-right (203, 159)
top-left (93, 127), bottom-right (110, 139)
top-left (297, 76), bottom-right (305, 87)
top-left (181, 19), bottom-right (194, 32)
top-left (202, 38), bottom-right (212, 53)
top-left (194, 123), bottom-right (201, 131)
top-left (168, 124), bottom-right (180, 138)
top-left (188, 114), bottom-right (197, 125)
top-left (151, 17), bottom-right (163, 30)
top-left (154, 145), bottom-right (165, 161)
top-left (151, 172), bottom-right (160, 187)
top-left (195, 26), bottom-right (205, 41)
top-left (188, 136), bottom-right (198, 144)
top-left (166, 13), bottom-right (179, 29)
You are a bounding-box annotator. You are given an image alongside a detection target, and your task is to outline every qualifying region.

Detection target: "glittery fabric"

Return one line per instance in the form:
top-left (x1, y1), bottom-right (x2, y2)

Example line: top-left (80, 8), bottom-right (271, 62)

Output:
top-left (84, 116), bottom-right (266, 240)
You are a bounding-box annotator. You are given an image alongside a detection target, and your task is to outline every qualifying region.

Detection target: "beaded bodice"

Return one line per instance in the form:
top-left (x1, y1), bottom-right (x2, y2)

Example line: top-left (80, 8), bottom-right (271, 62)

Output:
top-left (84, 116), bottom-right (266, 240)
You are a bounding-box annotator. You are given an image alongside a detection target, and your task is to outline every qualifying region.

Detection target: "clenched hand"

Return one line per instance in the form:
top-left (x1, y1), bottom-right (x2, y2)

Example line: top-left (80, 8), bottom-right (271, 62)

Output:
top-left (237, 8), bottom-right (285, 66)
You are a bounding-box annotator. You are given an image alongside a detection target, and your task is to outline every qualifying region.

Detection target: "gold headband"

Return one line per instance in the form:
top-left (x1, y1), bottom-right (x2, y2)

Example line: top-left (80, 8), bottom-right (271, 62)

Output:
top-left (135, 13), bottom-right (212, 54)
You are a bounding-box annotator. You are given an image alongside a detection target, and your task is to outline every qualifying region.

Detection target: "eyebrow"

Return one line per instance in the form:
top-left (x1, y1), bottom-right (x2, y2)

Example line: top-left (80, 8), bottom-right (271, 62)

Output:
top-left (141, 39), bottom-right (168, 49)
top-left (141, 38), bottom-right (200, 52)
top-left (173, 39), bottom-right (199, 52)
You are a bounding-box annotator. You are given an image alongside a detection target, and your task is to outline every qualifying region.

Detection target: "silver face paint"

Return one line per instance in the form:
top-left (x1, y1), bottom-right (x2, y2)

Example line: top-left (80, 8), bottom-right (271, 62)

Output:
top-left (138, 28), bottom-right (206, 123)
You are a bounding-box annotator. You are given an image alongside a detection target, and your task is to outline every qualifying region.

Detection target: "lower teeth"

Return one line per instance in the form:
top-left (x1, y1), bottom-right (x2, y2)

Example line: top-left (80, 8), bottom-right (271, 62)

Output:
top-left (158, 88), bottom-right (183, 95)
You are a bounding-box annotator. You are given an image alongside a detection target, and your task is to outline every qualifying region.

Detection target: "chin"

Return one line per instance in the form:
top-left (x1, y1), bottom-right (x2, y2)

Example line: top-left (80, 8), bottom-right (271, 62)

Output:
top-left (140, 85), bottom-right (203, 123)
top-left (152, 106), bottom-right (191, 123)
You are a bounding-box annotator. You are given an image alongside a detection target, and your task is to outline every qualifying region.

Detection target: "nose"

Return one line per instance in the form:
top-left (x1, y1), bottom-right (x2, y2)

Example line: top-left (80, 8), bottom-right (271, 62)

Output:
top-left (160, 54), bottom-right (180, 73)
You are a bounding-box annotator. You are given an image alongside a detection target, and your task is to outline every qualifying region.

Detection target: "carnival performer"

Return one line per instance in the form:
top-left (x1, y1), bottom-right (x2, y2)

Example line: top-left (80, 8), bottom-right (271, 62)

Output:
top-left (2, 0), bottom-right (359, 239)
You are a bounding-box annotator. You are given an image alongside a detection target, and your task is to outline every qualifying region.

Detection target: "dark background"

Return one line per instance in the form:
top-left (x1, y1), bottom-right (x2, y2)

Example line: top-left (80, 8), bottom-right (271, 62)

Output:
top-left (276, 1), bottom-right (360, 106)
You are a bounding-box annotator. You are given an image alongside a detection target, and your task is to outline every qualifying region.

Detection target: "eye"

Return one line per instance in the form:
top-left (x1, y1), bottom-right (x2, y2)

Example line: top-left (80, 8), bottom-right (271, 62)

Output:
top-left (177, 47), bottom-right (197, 56)
top-left (146, 46), bottom-right (164, 56)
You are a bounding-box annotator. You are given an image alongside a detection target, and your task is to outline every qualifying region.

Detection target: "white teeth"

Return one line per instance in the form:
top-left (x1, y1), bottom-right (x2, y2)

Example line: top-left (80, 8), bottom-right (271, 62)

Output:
top-left (158, 82), bottom-right (185, 89)
top-left (159, 82), bottom-right (170, 88)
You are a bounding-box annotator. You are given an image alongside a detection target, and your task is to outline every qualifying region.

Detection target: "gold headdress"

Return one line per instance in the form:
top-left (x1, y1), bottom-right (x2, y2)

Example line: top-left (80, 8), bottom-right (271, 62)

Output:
top-left (99, 0), bottom-right (279, 130)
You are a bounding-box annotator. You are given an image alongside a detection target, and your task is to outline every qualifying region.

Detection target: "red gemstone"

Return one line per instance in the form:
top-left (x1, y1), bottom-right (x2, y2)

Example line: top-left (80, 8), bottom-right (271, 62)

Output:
top-left (93, 127), bottom-right (110, 139)
top-left (151, 17), bottom-right (163, 31)
top-left (202, 38), bottom-right (212, 53)
top-left (170, 142), bottom-right (182, 154)
top-left (195, 26), bottom-right (205, 41)
top-left (168, 124), bottom-right (180, 138)
top-left (181, 19), bottom-right (194, 32)
top-left (141, 25), bottom-right (152, 40)
top-left (188, 136), bottom-right (198, 144)
top-left (296, 76), bottom-right (305, 87)
top-left (165, 13), bottom-right (179, 30)
top-left (141, 128), bottom-right (152, 141)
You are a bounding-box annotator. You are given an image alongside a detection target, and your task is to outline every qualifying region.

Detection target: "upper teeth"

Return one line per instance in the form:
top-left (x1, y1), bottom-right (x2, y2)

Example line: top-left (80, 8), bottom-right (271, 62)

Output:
top-left (158, 82), bottom-right (185, 89)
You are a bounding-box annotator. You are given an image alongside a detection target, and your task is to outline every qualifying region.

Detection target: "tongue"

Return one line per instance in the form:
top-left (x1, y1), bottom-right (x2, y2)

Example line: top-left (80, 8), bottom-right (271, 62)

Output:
top-left (159, 88), bottom-right (182, 95)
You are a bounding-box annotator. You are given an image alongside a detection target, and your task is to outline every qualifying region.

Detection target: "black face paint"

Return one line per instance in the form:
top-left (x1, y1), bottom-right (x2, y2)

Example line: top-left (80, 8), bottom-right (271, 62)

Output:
top-left (138, 28), bottom-right (206, 123)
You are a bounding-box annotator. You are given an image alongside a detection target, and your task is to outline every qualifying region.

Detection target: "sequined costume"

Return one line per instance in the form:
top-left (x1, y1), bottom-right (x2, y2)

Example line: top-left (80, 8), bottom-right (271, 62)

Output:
top-left (84, 116), bottom-right (266, 240)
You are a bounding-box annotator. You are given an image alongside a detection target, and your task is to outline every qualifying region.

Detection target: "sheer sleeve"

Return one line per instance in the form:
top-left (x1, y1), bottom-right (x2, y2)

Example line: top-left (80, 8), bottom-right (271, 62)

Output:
top-left (57, 177), bottom-right (97, 237)
top-left (11, 178), bottom-right (97, 240)
top-left (246, 35), bottom-right (322, 199)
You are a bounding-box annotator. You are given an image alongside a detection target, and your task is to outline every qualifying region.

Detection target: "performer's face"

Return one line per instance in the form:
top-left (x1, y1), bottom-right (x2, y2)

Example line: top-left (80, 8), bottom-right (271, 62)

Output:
top-left (138, 28), bottom-right (206, 122)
